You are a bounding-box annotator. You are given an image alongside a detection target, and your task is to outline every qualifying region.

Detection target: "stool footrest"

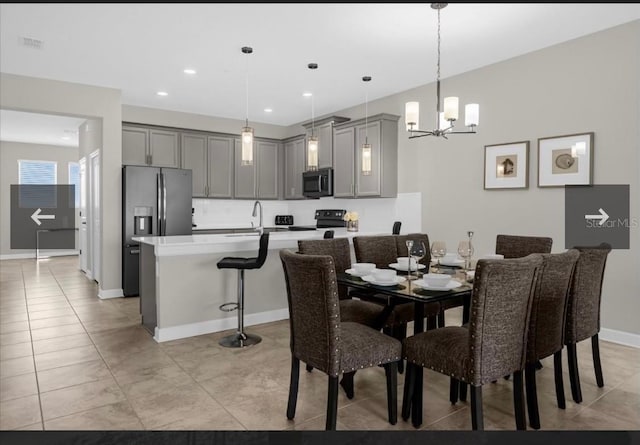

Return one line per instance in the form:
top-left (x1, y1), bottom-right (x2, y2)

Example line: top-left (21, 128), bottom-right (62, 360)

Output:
top-left (219, 302), bottom-right (238, 312)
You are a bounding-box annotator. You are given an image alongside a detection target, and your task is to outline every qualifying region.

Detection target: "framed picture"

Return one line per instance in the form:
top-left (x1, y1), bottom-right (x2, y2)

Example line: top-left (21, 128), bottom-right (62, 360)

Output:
top-left (538, 132), bottom-right (594, 187)
top-left (484, 141), bottom-right (529, 189)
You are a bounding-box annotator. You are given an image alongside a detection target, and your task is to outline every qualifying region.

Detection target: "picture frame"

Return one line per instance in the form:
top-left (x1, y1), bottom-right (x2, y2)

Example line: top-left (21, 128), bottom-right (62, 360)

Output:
top-left (484, 141), bottom-right (529, 189)
top-left (538, 132), bottom-right (594, 187)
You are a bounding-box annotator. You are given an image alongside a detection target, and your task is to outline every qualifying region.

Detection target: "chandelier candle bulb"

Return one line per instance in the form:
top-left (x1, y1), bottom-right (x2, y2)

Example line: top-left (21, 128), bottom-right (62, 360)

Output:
top-left (465, 103), bottom-right (479, 127)
top-left (439, 112), bottom-right (448, 131)
top-left (444, 96), bottom-right (459, 121)
top-left (405, 101), bottom-right (420, 130)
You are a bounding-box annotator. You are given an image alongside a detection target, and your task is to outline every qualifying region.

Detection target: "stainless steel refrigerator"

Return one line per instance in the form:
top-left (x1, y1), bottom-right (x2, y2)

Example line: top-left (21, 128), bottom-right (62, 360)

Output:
top-left (122, 165), bottom-right (192, 296)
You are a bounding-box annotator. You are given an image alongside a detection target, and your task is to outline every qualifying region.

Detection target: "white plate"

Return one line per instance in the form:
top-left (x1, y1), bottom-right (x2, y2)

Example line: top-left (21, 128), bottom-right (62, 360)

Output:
top-left (413, 279), bottom-right (462, 291)
top-left (389, 263), bottom-right (427, 272)
top-left (345, 268), bottom-right (379, 277)
top-left (361, 275), bottom-right (407, 286)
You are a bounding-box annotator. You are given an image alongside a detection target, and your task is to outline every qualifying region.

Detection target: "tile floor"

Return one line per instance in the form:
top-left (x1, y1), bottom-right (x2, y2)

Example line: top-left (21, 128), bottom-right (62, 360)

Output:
top-left (1, 256), bottom-right (638, 431)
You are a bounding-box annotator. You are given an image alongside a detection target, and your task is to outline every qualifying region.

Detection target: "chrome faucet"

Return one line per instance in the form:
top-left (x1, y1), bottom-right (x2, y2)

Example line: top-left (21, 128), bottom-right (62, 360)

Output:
top-left (251, 200), bottom-right (263, 234)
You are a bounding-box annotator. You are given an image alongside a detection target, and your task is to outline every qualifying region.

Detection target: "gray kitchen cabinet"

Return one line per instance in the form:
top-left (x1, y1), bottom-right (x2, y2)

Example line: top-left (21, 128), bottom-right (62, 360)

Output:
top-left (283, 135), bottom-right (306, 199)
top-left (234, 139), bottom-right (256, 199)
top-left (208, 136), bottom-right (234, 198)
top-left (333, 126), bottom-right (356, 197)
top-left (332, 113), bottom-right (399, 198)
top-left (122, 126), bottom-right (149, 166)
top-left (233, 138), bottom-right (281, 199)
top-left (301, 116), bottom-right (349, 170)
top-left (122, 125), bottom-right (180, 168)
top-left (257, 140), bottom-right (280, 199)
top-left (149, 129), bottom-right (180, 167)
top-left (181, 133), bottom-right (208, 197)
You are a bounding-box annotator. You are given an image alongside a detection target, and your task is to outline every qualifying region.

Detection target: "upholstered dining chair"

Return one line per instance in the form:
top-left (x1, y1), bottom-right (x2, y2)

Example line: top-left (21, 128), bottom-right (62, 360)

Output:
top-left (402, 254), bottom-right (543, 430)
top-left (524, 249), bottom-right (580, 429)
top-left (280, 249), bottom-right (402, 430)
top-left (496, 234), bottom-right (553, 258)
top-left (353, 234), bottom-right (441, 373)
top-left (564, 243), bottom-right (612, 404)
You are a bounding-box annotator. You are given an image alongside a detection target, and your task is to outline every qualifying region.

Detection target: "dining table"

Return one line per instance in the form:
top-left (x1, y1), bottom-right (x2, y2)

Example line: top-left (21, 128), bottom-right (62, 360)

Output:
top-left (336, 265), bottom-right (473, 428)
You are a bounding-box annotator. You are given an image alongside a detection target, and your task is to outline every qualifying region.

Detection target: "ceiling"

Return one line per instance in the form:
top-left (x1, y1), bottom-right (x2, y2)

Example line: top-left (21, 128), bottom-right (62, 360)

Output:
top-left (0, 110), bottom-right (84, 147)
top-left (1, 3), bottom-right (639, 127)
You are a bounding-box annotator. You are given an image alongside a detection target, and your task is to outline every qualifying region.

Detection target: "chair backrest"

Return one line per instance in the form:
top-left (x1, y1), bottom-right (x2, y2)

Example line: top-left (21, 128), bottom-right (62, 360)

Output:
top-left (353, 235), bottom-right (399, 269)
top-left (565, 243), bottom-right (612, 344)
top-left (526, 249), bottom-right (580, 363)
top-left (468, 254), bottom-right (543, 385)
top-left (392, 221), bottom-right (402, 235)
top-left (395, 233), bottom-right (431, 266)
top-left (255, 232), bottom-right (270, 268)
top-left (323, 230), bottom-right (335, 239)
top-left (495, 234), bottom-right (553, 259)
top-left (298, 238), bottom-right (351, 300)
top-left (280, 249), bottom-right (341, 377)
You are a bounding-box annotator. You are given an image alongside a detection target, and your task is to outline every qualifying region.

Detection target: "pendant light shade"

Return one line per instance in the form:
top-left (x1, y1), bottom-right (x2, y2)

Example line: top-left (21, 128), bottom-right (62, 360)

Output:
top-left (241, 126), bottom-right (254, 166)
top-left (241, 46), bottom-right (254, 166)
top-left (306, 63), bottom-right (319, 171)
top-left (361, 76), bottom-right (372, 176)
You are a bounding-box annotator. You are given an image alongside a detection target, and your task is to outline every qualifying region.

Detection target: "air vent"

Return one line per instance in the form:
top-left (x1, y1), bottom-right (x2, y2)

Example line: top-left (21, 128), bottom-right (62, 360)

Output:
top-left (20, 37), bottom-right (44, 49)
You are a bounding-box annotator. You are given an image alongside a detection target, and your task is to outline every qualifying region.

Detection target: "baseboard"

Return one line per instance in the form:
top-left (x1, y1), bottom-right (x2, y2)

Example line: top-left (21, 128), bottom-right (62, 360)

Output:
top-left (0, 250), bottom-right (79, 260)
top-left (98, 288), bottom-right (124, 299)
top-left (600, 328), bottom-right (640, 349)
top-left (154, 308), bottom-right (289, 343)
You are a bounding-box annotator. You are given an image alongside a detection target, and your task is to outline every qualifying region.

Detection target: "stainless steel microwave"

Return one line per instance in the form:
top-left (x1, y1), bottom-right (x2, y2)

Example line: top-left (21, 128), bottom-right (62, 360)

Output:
top-left (302, 167), bottom-right (333, 198)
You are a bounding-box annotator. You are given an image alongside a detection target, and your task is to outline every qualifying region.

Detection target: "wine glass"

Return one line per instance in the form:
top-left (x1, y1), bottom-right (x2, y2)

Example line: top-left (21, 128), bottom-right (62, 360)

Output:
top-left (409, 241), bottom-right (427, 279)
top-left (430, 241), bottom-right (447, 273)
top-left (457, 240), bottom-right (474, 272)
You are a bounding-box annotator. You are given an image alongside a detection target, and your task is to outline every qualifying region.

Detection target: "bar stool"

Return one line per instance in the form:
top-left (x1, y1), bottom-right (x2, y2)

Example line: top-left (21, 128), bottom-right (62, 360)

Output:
top-left (217, 232), bottom-right (269, 348)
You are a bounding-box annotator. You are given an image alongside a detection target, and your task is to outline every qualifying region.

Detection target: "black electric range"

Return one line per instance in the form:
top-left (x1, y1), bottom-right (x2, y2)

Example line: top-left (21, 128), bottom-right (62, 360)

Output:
top-left (274, 209), bottom-right (347, 231)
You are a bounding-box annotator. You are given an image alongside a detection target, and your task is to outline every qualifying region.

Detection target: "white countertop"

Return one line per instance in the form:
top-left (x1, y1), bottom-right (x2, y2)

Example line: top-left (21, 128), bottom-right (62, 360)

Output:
top-left (133, 229), bottom-right (384, 257)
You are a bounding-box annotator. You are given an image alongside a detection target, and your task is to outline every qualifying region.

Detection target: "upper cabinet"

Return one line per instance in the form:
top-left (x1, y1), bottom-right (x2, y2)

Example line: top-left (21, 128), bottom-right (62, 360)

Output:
top-left (234, 138), bottom-right (281, 200)
top-left (301, 116), bottom-right (349, 170)
top-left (283, 135), bottom-right (306, 200)
top-left (333, 113), bottom-right (399, 198)
top-left (122, 125), bottom-right (180, 168)
top-left (181, 133), bottom-right (234, 199)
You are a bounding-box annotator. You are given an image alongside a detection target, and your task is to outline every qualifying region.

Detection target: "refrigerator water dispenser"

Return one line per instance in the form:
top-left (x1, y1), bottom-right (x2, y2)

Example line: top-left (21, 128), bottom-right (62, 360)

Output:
top-left (134, 207), bottom-right (152, 235)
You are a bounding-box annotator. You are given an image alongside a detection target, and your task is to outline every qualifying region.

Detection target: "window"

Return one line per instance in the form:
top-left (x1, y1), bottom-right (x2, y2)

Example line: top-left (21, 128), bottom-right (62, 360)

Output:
top-left (68, 162), bottom-right (80, 208)
top-left (18, 160), bottom-right (57, 208)
top-left (18, 160), bottom-right (57, 185)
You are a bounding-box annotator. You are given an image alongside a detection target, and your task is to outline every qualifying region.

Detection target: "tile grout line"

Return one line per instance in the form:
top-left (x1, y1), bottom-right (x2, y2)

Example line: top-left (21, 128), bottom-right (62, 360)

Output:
top-left (22, 259), bottom-right (46, 431)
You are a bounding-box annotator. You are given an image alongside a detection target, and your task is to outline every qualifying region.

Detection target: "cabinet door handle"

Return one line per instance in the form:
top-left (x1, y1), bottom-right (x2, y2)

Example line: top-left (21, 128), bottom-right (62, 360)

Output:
top-left (149, 154), bottom-right (153, 165)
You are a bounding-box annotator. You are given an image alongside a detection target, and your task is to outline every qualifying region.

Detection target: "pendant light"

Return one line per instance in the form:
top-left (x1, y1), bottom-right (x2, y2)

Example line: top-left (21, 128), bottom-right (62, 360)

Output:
top-left (361, 76), bottom-right (372, 176)
top-left (241, 46), bottom-right (254, 166)
top-left (307, 63), bottom-right (319, 171)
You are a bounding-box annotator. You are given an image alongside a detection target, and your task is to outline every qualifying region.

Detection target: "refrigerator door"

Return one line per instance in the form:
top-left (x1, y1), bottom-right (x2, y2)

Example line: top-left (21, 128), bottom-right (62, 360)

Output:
top-left (123, 165), bottom-right (160, 244)
top-left (160, 168), bottom-right (193, 236)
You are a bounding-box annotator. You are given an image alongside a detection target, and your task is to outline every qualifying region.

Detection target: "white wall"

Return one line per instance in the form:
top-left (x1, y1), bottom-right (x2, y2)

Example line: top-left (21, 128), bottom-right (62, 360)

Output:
top-left (285, 21), bottom-right (640, 336)
top-left (0, 73), bottom-right (123, 295)
top-left (192, 192), bottom-right (421, 234)
top-left (0, 140), bottom-right (80, 257)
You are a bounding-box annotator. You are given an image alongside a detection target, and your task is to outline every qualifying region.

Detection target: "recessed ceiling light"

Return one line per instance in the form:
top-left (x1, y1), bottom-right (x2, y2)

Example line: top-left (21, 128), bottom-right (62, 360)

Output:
top-left (264, 108), bottom-right (273, 113)
top-left (157, 91), bottom-right (168, 96)
top-left (302, 92), bottom-right (313, 97)
top-left (183, 68), bottom-right (196, 75)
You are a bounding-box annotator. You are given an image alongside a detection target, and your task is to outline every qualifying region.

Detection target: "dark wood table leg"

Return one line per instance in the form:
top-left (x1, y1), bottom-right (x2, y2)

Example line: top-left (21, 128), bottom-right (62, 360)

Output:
top-left (410, 301), bottom-right (424, 428)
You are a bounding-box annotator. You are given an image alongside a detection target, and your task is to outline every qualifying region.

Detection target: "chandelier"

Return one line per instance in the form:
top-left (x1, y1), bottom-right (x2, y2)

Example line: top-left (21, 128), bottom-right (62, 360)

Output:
top-left (241, 46), bottom-right (254, 165)
top-left (405, 3), bottom-right (479, 139)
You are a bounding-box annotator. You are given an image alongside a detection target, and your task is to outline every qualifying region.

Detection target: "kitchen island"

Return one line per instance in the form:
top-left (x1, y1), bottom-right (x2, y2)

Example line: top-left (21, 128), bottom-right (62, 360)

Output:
top-left (133, 229), bottom-right (379, 342)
